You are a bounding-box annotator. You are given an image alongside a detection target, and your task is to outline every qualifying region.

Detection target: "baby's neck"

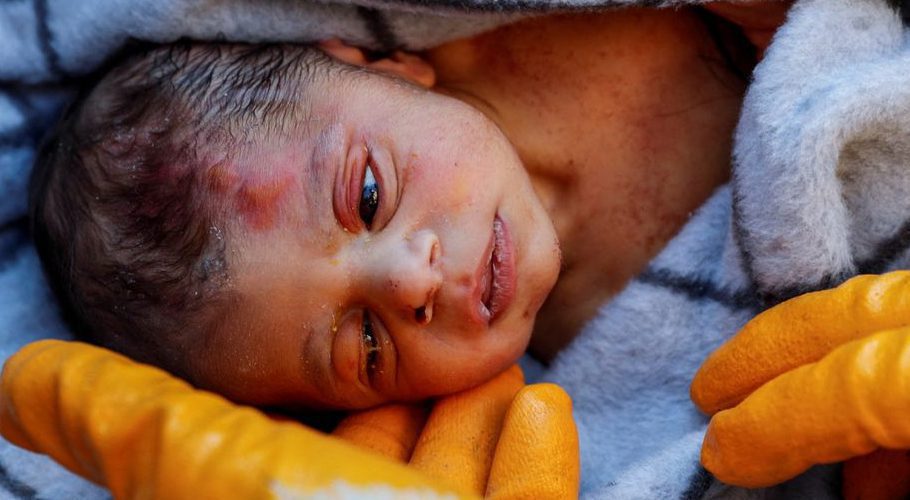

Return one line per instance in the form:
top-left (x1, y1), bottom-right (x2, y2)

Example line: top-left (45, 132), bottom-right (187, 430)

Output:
top-left (426, 9), bottom-right (747, 361)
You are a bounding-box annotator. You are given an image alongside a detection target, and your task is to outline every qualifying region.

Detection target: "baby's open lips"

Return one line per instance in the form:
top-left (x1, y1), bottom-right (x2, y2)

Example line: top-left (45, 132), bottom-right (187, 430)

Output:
top-left (472, 214), bottom-right (517, 326)
top-left (477, 232), bottom-right (495, 321)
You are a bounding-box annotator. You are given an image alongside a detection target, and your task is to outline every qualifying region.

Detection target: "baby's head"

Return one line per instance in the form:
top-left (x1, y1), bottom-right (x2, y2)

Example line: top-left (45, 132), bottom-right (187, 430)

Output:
top-left (31, 42), bottom-right (560, 409)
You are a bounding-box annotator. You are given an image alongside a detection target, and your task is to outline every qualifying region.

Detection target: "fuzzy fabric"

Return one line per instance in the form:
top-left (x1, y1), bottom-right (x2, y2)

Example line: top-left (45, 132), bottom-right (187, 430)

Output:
top-left (545, 0), bottom-right (910, 497)
top-left (1, 0), bottom-right (910, 498)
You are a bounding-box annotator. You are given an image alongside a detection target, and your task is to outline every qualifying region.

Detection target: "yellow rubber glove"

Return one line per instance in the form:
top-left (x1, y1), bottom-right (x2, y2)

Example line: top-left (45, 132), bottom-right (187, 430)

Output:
top-left (331, 402), bottom-right (428, 463)
top-left (690, 271), bottom-right (910, 490)
top-left (334, 365), bottom-right (580, 499)
top-left (0, 339), bottom-right (470, 500)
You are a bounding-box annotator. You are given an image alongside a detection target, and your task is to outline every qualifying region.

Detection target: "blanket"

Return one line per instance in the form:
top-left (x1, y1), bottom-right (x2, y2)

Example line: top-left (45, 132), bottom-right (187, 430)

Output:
top-left (2, 0), bottom-right (910, 498)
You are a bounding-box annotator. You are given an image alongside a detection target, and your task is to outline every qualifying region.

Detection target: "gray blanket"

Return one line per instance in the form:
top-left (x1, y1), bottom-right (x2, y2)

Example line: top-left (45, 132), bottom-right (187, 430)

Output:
top-left (3, 0), bottom-right (910, 498)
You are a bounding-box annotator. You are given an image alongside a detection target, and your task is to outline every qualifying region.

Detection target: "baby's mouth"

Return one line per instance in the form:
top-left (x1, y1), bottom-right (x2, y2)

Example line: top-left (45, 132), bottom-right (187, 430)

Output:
top-left (479, 215), bottom-right (516, 324)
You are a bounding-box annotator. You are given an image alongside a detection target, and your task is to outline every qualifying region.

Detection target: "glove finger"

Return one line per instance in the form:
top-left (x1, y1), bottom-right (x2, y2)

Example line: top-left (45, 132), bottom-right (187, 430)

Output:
top-left (692, 271), bottom-right (910, 415)
top-left (485, 384), bottom-right (579, 500)
top-left (842, 449), bottom-right (910, 500)
top-left (0, 340), bottom-right (467, 499)
top-left (0, 340), bottom-right (98, 479)
top-left (332, 403), bottom-right (428, 462)
top-left (702, 327), bottom-right (910, 488)
top-left (409, 364), bottom-right (524, 496)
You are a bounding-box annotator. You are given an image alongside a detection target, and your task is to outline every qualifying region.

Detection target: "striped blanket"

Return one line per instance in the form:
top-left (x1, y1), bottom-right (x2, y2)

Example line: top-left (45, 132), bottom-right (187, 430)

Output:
top-left (3, 0), bottom-right (910, 498)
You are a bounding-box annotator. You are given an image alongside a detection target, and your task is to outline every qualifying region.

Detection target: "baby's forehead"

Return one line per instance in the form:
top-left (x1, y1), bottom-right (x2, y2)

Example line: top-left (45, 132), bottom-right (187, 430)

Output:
top-left (200, 130), bottom-right (337, 236)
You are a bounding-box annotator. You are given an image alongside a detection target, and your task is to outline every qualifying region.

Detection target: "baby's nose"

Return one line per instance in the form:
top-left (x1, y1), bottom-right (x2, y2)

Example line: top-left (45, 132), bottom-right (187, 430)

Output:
top-left (378, 230), bottom-right (442, 325)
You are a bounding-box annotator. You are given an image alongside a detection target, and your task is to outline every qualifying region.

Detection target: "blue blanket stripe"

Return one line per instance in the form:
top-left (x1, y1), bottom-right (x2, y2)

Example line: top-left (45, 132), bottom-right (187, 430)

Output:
top-left (33, 0), bottom-right (67, 80)
top-left (0, 127), bottom-right (32, 149)
top-left (636, 267), bottom-right (761, 312)
top-left (730, 184), bottom-right (762, 303)
top-left (356, 6), bottom-right (400, 52)
top-left (1, 90), bottom-right (43, 146)
top-left (367, 0), bottom-right (672, 13)
top-left (3, 89), bottom-right (36, 125)
top-left (0, 462), bottom-right (37, 500)
top-left (858, 216), bottom-right (910, 274)
top-left (0, 217), bottom-right (28, 271)
top-left (680, 466), bottom-right (712, 500)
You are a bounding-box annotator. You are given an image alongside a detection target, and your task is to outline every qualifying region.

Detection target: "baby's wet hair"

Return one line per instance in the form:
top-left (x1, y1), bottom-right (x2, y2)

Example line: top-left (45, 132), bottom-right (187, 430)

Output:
top-left (30, 41), bottom-right (334, 371)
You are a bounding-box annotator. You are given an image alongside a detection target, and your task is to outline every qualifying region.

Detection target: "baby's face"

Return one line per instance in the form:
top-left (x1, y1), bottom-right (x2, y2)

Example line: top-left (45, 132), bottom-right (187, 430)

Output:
top-left (183, 67), bottom-right (560, 409)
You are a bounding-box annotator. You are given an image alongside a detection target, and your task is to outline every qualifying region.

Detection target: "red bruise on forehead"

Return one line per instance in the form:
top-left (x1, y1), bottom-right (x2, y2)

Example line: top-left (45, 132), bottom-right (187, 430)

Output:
top-left (236, 179), bottom-right (292, 231)
top-left (204, 162), bottom-right (294, 231)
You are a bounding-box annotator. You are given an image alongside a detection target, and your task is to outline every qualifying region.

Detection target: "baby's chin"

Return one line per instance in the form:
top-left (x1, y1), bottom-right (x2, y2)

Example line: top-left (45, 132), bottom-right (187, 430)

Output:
top-left (528, 230), bottom-right (562, 319)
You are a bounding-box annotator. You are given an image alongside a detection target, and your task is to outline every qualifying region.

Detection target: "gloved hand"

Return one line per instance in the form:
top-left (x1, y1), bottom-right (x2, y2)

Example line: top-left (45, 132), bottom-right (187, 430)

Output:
top-left (0, 340), bottom-right (470, 499)
top-left (690, 271), bottom-right (910, 492)
top-left (333, 365), bottom-right (580, 499)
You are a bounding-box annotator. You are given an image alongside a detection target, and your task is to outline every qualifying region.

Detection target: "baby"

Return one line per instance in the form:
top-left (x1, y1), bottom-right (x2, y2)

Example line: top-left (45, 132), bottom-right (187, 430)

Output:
top-left (29, 8), bottom-right (761, 410)
top-left (30, 41), bottom-right (562, 410)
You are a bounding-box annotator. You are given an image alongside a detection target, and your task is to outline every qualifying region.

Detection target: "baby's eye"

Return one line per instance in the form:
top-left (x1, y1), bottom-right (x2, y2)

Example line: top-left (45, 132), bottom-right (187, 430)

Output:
top-left (359, 163), bottom-right (380, 229)
top-left (362, 311), bottom-right (380, 376)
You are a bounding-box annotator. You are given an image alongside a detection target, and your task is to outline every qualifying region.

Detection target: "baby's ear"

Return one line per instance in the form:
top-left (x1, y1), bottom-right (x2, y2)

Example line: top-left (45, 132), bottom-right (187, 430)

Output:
top-left (318, 39), bottom-right (436, 88)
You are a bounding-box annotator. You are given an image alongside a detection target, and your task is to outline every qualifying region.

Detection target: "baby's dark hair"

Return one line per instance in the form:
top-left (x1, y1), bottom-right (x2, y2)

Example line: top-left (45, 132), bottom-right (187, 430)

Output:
top-left (30, 41), bottom-right (334, 371)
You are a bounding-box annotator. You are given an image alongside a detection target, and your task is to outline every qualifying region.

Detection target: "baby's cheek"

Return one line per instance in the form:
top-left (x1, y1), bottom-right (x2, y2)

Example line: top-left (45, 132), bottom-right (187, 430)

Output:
top-left (406, 157), bottom-right (482, 218)
top-left (404, 342), bottom-right (505, 398)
